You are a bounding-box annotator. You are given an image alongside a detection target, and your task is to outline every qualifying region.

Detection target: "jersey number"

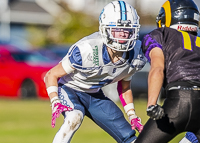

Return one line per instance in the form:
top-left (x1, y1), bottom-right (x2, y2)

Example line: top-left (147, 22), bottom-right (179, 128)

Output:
top-left (179, 31), bottom-right (200, 51)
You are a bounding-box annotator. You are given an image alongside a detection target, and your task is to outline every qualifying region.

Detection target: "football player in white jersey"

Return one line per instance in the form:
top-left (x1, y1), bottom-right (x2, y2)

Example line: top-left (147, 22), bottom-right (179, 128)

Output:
top-left (44, 1), bottom-right (146, 143)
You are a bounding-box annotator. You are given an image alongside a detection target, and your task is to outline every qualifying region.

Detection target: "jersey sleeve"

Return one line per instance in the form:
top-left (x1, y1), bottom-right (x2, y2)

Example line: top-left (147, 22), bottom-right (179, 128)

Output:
top-left (68, 45), bottom-right (83, 68)
top-left (142, 28), bottom-right (163, 62)
top-left (61, 45), bottom-right (82, 73)
top-left (61, 56), bottom-right (75, 74)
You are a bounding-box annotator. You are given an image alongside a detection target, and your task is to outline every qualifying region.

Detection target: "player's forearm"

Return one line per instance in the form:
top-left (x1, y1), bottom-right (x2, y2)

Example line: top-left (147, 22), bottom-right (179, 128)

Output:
top-left (147, 67), bottom-right (164, 107)
top-left (44, 63), bottom-right (69, 99)
top-left (44, 71), bottom-right (59, 99)
top-left (117, 80), bottom-right (135, 115)
top-left (118, 80), bottom-right (133, 105)
top-left (45, 70), bottom-right (58, 86)
top-left (122, 89), bottom-right (134, 104)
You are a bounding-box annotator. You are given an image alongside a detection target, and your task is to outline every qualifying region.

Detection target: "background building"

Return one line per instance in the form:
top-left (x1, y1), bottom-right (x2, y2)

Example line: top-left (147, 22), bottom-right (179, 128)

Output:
top-left (0, 0), bottom-right (199, 48)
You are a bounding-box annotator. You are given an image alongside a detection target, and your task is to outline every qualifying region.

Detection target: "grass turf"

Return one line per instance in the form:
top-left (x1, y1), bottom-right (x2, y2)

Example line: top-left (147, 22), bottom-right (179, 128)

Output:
top-left (0, 99), bottom-right (185, 143)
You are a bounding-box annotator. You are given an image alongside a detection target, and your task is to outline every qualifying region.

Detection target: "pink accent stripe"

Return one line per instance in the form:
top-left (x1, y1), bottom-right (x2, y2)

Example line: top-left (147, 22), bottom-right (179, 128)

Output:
top-left (117, 81), bottom-right (126, 107)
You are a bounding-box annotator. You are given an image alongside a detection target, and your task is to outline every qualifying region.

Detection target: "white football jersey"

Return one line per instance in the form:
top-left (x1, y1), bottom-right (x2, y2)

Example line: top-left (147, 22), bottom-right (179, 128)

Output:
top-left (59, 32), bottom-right (146, 93)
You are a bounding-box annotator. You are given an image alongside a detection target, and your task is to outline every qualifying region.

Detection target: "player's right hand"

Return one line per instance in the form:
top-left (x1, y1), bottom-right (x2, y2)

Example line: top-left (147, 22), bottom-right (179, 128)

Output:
top-left (130, 117), bottom-right (143, 133)
top-left (147, 104), bottom-right (165, 120)
top-left (51, 98), bottom-right (73, 128)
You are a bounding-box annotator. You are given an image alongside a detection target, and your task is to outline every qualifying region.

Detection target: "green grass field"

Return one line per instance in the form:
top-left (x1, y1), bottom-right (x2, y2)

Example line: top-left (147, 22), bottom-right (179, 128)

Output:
top-left (0, 98), bottom-right (185, 143)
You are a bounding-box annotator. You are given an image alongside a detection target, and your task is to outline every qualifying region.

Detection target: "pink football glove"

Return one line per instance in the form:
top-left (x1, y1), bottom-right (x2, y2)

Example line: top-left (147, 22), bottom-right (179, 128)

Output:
top-left (130, 117), bottom-right (143, 133)
top-left (51, 102), bottom-right (73, 128)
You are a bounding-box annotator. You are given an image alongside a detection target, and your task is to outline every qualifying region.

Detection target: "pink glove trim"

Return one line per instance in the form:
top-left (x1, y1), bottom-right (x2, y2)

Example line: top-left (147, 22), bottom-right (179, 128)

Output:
top-left (51, 103), bottom-right (72, 128)
top-left (131, 118), bottom-right (144, 133)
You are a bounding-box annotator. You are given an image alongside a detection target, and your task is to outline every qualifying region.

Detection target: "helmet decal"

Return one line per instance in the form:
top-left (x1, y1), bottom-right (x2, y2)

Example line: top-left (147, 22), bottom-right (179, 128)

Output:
top-left (194, 13), bottom-right (200, 21)
top-left (162, 0), bottom-right (171, 27)
top-left (158, 19), bottom-right (162, 28)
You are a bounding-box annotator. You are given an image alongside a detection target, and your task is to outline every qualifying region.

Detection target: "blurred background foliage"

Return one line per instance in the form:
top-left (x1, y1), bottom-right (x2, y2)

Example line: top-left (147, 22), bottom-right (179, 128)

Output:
top-left (26, 2), bottom-right (155, 48)
top-left (27, 7), bottom-right (99, 47)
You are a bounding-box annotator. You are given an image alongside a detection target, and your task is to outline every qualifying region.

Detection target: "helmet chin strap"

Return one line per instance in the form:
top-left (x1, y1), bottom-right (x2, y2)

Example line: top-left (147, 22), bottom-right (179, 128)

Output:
top-left (107, 38), bottom-right (113, 44)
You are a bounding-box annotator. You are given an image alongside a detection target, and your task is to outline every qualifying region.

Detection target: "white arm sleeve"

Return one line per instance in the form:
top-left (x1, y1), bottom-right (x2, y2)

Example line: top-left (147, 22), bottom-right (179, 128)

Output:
top-left (61, 57), bottom-right (75, 74)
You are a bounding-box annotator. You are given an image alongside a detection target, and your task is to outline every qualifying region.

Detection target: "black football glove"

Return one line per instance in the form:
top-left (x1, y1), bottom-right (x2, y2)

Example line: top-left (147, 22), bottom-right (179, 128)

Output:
top-left (147, 104), bottom-right (165, 120)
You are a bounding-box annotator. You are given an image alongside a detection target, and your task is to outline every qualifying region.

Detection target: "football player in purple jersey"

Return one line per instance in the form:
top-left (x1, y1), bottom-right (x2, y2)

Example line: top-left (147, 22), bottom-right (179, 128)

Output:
top-left (135, 0), bottom-right (200, 143)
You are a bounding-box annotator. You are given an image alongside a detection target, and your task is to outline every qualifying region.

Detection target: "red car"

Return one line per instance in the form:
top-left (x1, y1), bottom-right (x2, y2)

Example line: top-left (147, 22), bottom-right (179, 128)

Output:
top-left (0, 44), bottom-right (57, 99)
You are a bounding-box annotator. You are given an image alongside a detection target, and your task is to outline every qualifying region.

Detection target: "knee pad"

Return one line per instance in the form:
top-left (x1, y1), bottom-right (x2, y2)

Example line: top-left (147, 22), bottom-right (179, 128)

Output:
top-left (52, 110), bottom-right (84, 143)
top-left (64, 110), bottom-right (83, 131)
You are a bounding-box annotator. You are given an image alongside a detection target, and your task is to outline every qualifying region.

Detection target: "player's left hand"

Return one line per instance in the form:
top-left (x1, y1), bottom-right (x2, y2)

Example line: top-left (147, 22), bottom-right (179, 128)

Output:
top-left (130, 115), bottom-right (144, 133)
top-left (147, 104), bottom-right (165, 120)
top-left (51, 99), bottom-right (73, 128)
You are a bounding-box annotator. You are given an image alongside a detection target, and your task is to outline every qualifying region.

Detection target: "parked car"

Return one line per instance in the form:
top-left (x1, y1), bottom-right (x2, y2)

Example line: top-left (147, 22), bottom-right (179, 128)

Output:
top-left (36, 45), bottom-right (70, 62)
top-left (0, 44), bottom-right (56, 99)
